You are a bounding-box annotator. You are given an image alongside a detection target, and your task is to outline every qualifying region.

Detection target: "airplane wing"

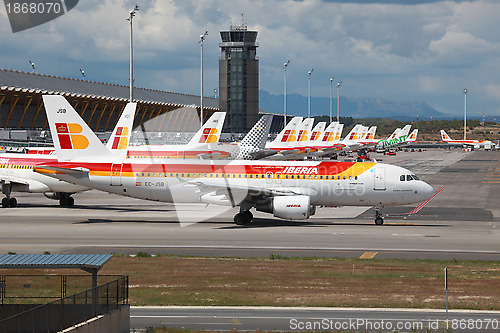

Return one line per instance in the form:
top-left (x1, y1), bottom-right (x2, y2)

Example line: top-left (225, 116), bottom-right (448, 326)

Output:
top-left (0, 175), bottom-right (30, 187)
top-left (196, 152), bottom-right (222, 160)
top-left (248, 149), bottom-right (278, 160)
top-left (184, 178), bottom-right (318, 198)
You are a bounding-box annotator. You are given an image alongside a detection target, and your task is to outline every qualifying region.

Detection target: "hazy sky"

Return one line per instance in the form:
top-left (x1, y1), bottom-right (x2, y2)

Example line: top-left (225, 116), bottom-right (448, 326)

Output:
top-left (1, 0), bottom-right (499, 118)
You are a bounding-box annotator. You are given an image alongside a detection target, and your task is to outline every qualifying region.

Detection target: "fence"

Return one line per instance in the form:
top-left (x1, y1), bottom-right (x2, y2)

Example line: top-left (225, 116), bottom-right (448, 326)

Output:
top-left (0, 276), bottom-right (128, 333)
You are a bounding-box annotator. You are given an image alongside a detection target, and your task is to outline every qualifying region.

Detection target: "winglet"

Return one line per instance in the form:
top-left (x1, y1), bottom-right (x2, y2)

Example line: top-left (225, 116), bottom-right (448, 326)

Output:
top-left (43, 95), bottom-right (112, 162)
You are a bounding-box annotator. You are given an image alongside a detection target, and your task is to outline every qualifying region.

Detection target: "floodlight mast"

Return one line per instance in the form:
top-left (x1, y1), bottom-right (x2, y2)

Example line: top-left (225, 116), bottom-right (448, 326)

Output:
top-left (200, 30), bottom-right (208, 129)
top-left (308, 68), bottom-right (314, 118)
top-left (283, 60), bottom-right (290, 128)
top-left (80, 68), bottom-right (85, 80)
top-left (337, 81), bottom-right (342, 122)
top-left (464, 88), bottom-right (468, 140)
top-left (127, 4), bottom-right (139, 103)
top-left (330, 76), bottom-right (335, 123)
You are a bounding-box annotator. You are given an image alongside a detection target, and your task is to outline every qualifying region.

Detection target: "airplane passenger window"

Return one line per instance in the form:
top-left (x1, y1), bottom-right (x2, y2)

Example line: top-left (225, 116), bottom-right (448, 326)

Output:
top-left (355, 176), bottom-right (358, 180)
top-left (400, 175), bottom-right (405, 181)
top-left (343, 176), bottom-right (346, 180)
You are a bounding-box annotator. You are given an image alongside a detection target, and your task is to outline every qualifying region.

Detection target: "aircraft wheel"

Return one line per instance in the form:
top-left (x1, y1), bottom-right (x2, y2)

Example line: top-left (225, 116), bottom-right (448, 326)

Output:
top-left (67, 196), bottom-right (75, 207)
top-left (9, 198), bottom-right (17, 208)
top-left (243, 210), bottom-right (253, 223)
top-left (2, 197), bottom-right (10, 208)
top-left (59, 197), bottom-right (67, 207)
top-left (375, 217), bottom-right (384, 225)
top-left (234, 213), bottom-right (246, 225)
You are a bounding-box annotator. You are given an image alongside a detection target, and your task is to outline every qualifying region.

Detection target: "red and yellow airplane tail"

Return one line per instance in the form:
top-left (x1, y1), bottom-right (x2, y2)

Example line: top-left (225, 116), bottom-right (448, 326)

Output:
top-left (440, 130), bottom-right (452, 142)
top-left (43, 95), bottom-right (116, 162)
top-left (188, 112), bottom-right (226, 145)
top-left (105, 102), bottom-right (137, 158)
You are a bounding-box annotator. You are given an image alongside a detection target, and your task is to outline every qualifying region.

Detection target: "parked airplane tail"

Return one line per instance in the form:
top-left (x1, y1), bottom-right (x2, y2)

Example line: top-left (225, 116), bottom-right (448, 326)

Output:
top-left (364, 126), bottom-right (377, 140)
top-left (187, 112), bottom-right (226, 145)
top-left (105, 102), bottom-right (137, 158)
top-left (42, 95), bottom-right (113, 162)
top-left (234, 114), bottom-right (274, 160)
top-left (308, 122), bottom-right (326, 144)
top-left (344, 124), bottom-right (363, 141)
top-left (317, 122), bottom-right (339, 143)
top-left (406, 129), bottom-right (418, 142)
top-left (440, 130), bottom-right (452, 142)
top-left (296, 118), bottom-right (315, 143)
top-left (387, 128), bottom-right (401, 140)
top-left (270, 117), bottom-right (303, 145)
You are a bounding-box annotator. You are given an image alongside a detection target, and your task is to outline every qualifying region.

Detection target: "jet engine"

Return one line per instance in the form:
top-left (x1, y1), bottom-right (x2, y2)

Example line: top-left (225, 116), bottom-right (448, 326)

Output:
top-left (256, 195), bottom-right (315, 220)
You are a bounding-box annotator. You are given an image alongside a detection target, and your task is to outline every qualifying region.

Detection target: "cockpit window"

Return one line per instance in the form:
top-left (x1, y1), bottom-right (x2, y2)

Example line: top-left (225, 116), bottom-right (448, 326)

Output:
top-left (401, 174), bottom-right (420, 181)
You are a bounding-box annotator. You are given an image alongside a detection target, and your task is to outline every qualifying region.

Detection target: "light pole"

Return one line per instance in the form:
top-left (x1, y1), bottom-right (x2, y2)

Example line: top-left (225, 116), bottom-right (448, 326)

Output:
top-left (308, 68), bottom-right (314, 118)
top-left (329, 76), bottom-right (335, 123)
top-left (464, 88), bottom-right (468, 140)
top-left (80, 68), bottom-right (85, 80)
top-left (337, 81), bottom-right (342, 122)
top-left (127, 4), bottom-right (139, 102)
top-left (199, 30), bottom-right (208, 128)
top-left (283, 60), bottom-right (290, 128)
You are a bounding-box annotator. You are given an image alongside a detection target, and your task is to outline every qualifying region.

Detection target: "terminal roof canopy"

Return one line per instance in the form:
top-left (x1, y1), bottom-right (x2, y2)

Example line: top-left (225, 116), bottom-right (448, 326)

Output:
top-left (0, 68), bottom-right (218, 109)
top-left (0, 254), bottom-right (113, 270)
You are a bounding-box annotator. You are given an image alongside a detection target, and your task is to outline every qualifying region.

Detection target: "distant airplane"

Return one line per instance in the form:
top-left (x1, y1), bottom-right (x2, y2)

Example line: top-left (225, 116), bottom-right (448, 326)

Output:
top-left (440, 130), bottom-right (496, 149)
top-left (35, 95), bottom-right (434, 225)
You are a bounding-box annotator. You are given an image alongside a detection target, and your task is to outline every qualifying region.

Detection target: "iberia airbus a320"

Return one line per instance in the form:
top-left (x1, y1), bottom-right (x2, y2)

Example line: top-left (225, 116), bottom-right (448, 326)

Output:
top-left (35, 95), bottom-right (434, 225)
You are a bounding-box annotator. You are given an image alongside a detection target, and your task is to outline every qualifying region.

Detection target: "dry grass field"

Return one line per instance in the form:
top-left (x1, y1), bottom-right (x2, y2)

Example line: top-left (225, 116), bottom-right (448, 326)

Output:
top-left (98, 255), bottom-right (500, 310)
top-left (2, 255), bottom-right (498, 310)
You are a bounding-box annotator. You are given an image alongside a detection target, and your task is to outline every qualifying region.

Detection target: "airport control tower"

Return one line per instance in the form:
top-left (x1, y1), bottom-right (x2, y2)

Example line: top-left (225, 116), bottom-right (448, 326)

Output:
top-left (219, 20), bottom-right (259, 134)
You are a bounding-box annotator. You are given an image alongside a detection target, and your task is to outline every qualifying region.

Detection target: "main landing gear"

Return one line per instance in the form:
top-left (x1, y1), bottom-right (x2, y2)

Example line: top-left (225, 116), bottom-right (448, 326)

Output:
top-left (374, 206), bottom-right (384, 225)
top-left (58, 193), bottom-right (75, 207)
top-left (1, 182), bottom-right (17, 208)
top-left (234, 210), bottom-right (253, 225)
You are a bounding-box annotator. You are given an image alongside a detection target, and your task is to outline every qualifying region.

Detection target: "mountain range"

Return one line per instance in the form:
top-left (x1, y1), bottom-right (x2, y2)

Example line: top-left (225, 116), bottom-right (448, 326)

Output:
top-left (259, 90), bottom-right (446, 121)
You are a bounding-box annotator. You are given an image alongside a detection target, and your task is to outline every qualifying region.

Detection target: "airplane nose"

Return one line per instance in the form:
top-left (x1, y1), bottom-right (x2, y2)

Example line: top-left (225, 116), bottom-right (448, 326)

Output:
top-left (418, 182), bottom-right (434, 201)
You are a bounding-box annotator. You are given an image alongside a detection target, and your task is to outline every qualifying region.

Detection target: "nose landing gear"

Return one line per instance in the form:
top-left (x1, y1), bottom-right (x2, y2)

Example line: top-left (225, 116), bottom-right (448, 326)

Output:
top-left (374, 206), bottom-right (384, 225)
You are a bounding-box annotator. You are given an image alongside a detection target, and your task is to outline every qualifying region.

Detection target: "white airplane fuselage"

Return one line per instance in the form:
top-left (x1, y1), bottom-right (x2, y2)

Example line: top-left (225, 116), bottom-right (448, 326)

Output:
top-left (36, 159), bottom-right (433, 209)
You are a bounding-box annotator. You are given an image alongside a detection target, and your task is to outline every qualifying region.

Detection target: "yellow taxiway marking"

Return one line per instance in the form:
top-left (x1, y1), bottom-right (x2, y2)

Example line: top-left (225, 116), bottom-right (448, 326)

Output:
top-left (482, 181), bottom-right (500, 184)
top-left (359, 251), bottom-right (378, 259)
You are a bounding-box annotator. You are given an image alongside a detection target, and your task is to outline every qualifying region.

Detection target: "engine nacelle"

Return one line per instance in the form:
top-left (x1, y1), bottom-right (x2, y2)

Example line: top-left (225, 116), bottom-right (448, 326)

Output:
top-left (200, 192), bottom-right (233, 206)
top-left (43, 192), bottom-right (61, 200)
top-left (257, 195), bottom-right (315, 220)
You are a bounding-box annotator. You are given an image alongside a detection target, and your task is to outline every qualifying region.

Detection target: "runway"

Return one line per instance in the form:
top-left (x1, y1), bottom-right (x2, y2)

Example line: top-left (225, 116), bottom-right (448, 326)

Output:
top-left (130, 306), bottom-right (500, 332)
top-left (0, 149), bottom-right (498, 260)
